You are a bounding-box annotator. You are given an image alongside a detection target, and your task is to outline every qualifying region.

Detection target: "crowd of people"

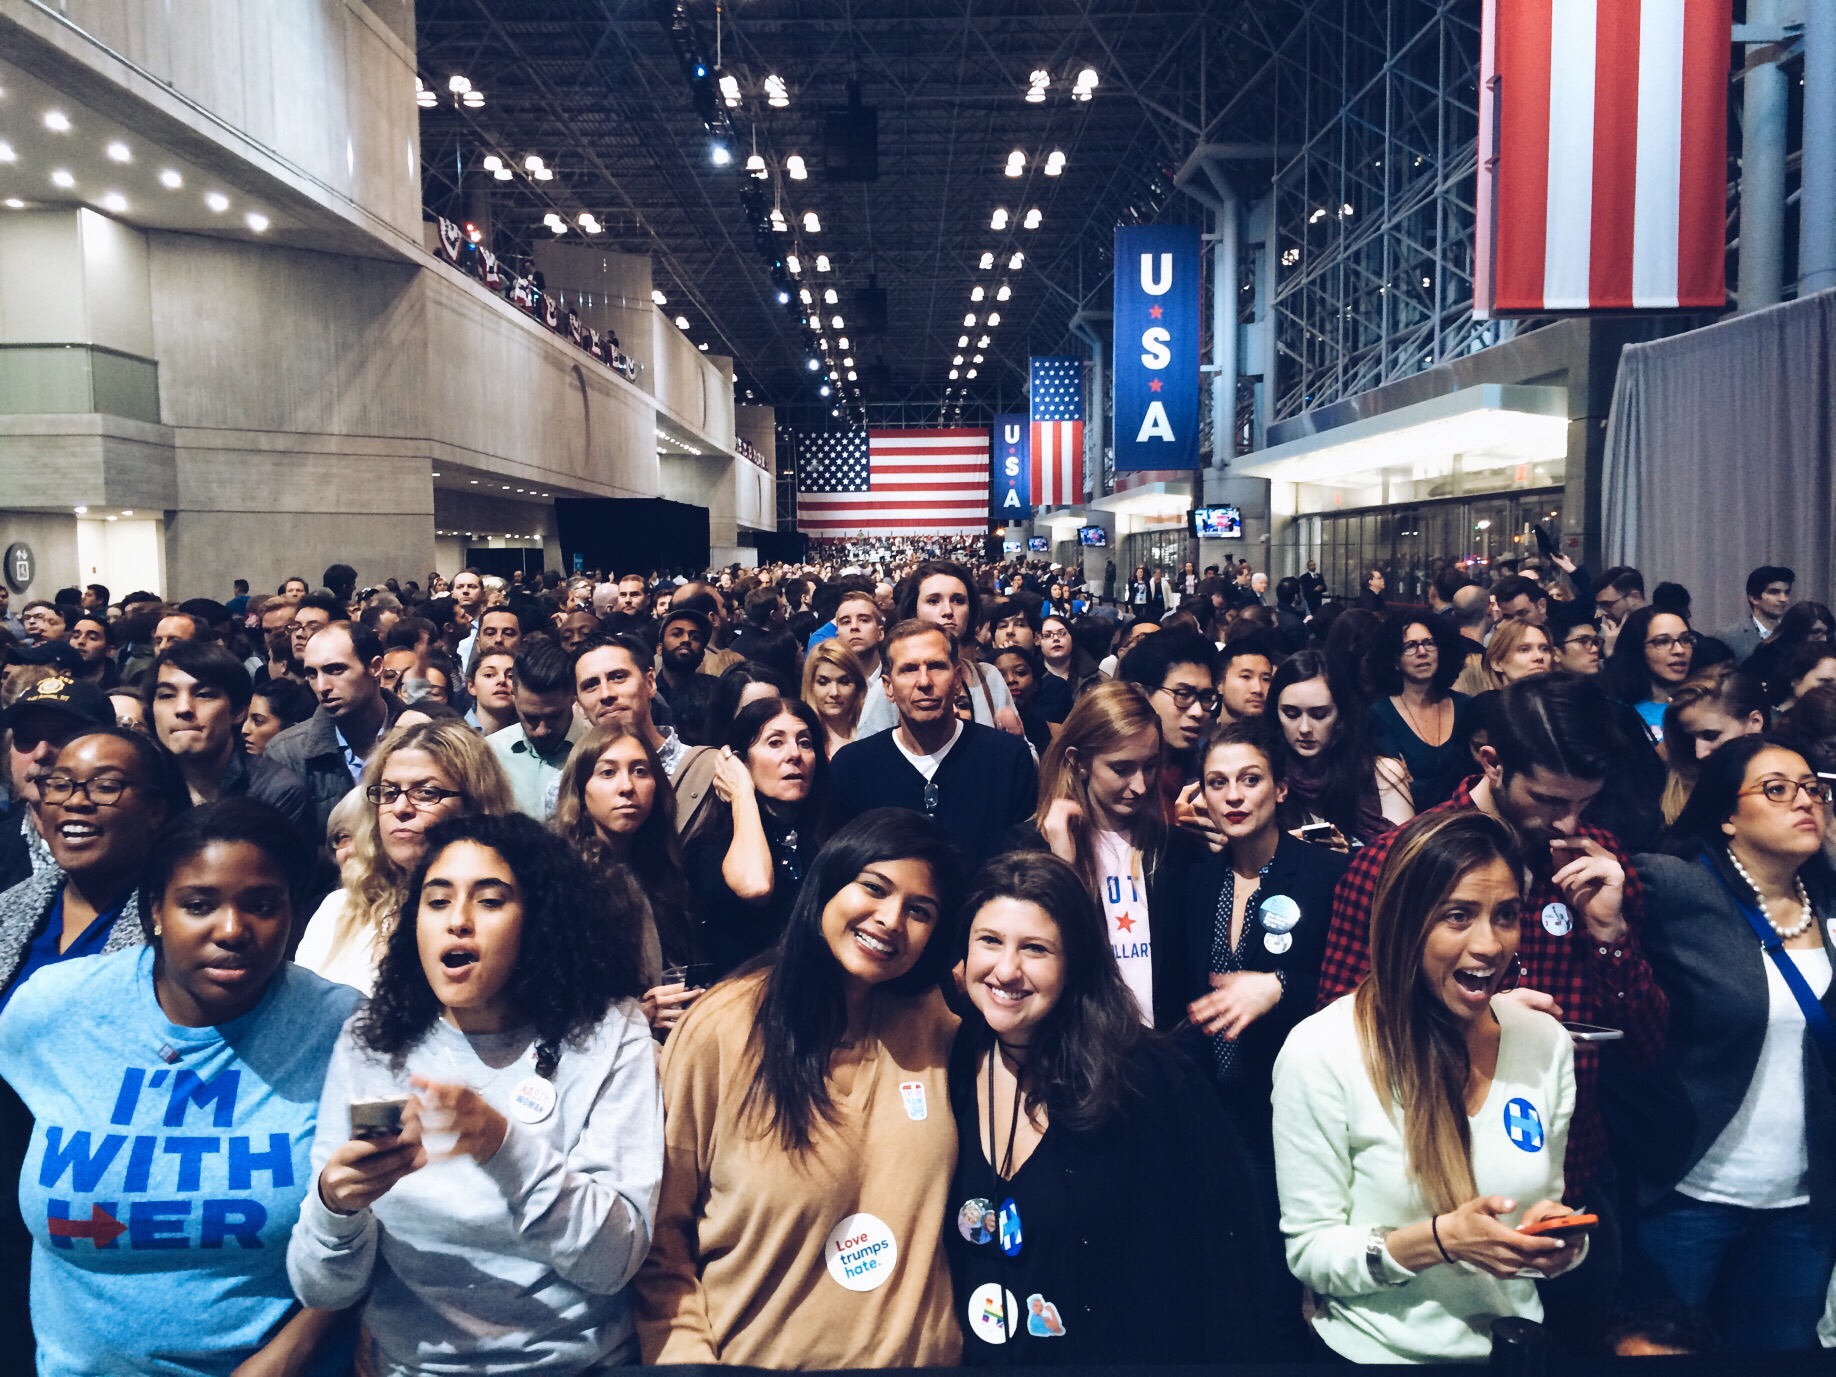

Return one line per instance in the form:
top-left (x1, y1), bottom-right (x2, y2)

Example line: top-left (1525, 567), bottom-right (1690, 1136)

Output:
top-left (0, 541), bottom-right (1832, 1372)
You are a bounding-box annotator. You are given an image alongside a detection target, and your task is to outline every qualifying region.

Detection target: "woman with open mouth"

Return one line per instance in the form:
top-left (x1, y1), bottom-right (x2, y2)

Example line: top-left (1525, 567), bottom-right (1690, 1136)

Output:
top-left (635, 809), bottom-right (964, 1368)
top-left (686, 696), bottom-right (833, 980)
top-left (1, 799), bottom-right (359, 1376)
top-left (294, 720), bottom-right (514, 994)
top-left (945, 849), bottom-right (1265, 1363)
top-left (290, 813), bottom-right (663, 1374)
top-left (1272, 809), bottom-right (1587, 1364)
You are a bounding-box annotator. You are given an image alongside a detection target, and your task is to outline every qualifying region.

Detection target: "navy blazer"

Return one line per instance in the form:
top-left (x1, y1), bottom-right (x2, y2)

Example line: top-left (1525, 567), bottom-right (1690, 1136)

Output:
top-left (1178, 832), bottom-right (1350, 1155)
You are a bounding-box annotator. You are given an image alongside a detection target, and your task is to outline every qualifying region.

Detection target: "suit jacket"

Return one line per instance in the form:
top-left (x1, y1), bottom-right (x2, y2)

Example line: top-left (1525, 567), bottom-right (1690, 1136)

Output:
top-left (1711, 619), bottom-right (1768, 665)
top-left (1622, 852), bottom-right (1836, 1220)
top-left (264, 692), bottom-right (405, 837)
top-left (1177, 833), bottom-right (1350, 1155)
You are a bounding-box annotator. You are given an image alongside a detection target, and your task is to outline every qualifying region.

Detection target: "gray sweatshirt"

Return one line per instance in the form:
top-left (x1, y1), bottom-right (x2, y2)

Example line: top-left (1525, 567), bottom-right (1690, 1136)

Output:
top-left (286, 1002), bottom-right (664, 1374)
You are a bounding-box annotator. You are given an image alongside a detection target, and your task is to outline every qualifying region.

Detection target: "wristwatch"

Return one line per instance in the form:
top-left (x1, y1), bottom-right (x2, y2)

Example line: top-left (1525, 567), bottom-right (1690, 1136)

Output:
top-left (1365, 1227), bottom-right (1406, 1286)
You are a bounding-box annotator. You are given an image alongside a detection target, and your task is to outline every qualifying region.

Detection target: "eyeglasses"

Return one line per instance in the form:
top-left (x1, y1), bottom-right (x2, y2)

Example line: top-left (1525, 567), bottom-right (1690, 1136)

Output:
top-left (1645, 632), bottom-right (1699, 652)
top-left (1739, 778), bottom-right (1835, 807)
top-left (40, 774), bottom-right (136, 807)
top-left (366, 783), bottom-right (465, 808)
top-left (1564, 634), bottom-right (1603, 651)
top-left (1156, 684), bottom-right (1221, 713)
top-left (922, 779), bottom-right (939, 815)
top-left (1400, 638), bottom-right (1437, 655)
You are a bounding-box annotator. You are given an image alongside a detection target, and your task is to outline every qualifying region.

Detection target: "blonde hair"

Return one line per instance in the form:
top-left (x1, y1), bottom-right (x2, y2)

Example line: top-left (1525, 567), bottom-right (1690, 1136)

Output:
top-left (325, 787), bottom-right (367, 884)
top-left (326, 719), bottom-right (515, 966)
top-left (1031, 680), bottom-right (1167, 900)
top-left (801, 640), bottom-right (868, 737)
top-left (1353, 811), bottom-right (1522, 1214)
top-left (1461, 619), bottom-right (1550, 694)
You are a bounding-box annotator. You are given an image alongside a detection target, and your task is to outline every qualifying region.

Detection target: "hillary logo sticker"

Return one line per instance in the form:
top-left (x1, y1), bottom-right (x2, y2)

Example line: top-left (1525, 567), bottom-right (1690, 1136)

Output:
top-left (899, 1081), bottom-right (928, 1121)
top-left (1504, 1098), bottom-right (1545, 1153)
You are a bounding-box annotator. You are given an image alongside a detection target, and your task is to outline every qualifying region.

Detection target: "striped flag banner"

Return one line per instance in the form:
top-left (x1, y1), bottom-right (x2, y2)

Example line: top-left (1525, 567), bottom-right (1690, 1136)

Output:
top-left (1477, 0), bottom-right (1731, 315)
top-left (795, 429), bottom-right (991, 535)
top-left (1029, 356), bottom-right (1084, 507)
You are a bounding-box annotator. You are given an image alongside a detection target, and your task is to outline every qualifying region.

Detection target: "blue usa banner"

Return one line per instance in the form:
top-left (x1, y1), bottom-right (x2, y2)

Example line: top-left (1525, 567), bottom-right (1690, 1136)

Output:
top-left (1112, 223), bottom-right (1201, 471)
top-left (989, 414), bottom-right (1032, 522)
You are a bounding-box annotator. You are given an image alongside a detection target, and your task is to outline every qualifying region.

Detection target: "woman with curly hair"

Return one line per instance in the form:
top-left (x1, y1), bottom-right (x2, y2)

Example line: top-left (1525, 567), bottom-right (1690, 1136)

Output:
top-left (293, 719), bottom-right (514, 993)
top-left (1368, 615), bottom-right (1472, 811)
top-left (635, 809), bottom-right (964, 1367)
top-left (288, 813), bottom-right (664, 1374)
top-left (553, 720), bottom-right (701, 1038)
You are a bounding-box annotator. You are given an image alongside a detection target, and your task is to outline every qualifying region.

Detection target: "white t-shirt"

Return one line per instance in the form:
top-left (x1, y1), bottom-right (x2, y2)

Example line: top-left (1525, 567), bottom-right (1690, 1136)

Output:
top-left (1093, 829), bottom-right (1154, 1026)
top-left (1678, 943), bottom-right (1833, 1209)
top-left (292, 889), bottom-right (384, 996)
top-left (889, 718), bottom-right (964, 782)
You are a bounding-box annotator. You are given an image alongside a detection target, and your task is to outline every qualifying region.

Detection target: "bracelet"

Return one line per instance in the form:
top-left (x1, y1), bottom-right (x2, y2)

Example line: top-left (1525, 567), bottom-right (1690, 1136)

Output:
top-left (1430, 1213), bottom-right (1453, 1264)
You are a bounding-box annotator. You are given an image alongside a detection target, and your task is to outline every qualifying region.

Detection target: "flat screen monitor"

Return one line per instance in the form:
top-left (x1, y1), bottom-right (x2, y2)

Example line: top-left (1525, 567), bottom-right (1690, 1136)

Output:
top-left (1027, 536), bottom-right (1049, 552)
top-left (1076, 525), bottom-right (1108, 548)
top-left (1191, 505), bottom-right (1243, 539)
top-left (1002, 540), bottom-right (1022, 554)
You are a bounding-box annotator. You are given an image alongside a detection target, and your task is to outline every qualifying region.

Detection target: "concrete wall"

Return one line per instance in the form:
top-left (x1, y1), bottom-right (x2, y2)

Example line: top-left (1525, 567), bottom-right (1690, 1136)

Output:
top-left (55, 0), bottom-right (421, 242)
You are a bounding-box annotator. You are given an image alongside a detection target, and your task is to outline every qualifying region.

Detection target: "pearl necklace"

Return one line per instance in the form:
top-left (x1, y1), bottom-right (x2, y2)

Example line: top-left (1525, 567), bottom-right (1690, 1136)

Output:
top-left (1726, 848), bottom-right (1817, 940)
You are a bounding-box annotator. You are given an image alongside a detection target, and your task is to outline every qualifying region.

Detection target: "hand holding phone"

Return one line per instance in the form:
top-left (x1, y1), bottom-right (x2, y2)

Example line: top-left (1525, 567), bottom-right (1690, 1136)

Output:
top-left (1562, 1022), bottom-right (1625, 1042)
top-left (349, 1096), bottom-right (409, 1140)
top-left (1517, 1212), bottom-right (1598, 1239)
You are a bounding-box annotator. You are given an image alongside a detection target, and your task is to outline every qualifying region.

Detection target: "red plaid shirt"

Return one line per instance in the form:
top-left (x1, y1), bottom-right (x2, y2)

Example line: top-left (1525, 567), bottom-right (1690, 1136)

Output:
top-left (1314, 778), bottom-right (1667, 1197)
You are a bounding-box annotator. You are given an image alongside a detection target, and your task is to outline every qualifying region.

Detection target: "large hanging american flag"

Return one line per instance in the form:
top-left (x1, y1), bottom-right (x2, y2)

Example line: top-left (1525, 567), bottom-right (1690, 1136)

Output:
top-left (1476, 0), bottom-right (1730, 315)
top-left (795, 429), bottom-right (991, 535)
top-left (1029, 356), bottom-right (1084, 507)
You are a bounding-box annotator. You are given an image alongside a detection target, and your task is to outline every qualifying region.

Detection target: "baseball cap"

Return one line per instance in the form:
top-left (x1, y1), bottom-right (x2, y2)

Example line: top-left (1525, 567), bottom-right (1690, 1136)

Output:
top-left (4, 672), bottom-right (111, 732)
top-left (660, 606), bottom-right (713, 640)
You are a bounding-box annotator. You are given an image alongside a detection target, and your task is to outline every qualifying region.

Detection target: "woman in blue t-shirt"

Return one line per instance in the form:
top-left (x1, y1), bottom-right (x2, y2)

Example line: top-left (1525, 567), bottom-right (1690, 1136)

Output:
top-left (0, 799), bottom-right (360, 1376)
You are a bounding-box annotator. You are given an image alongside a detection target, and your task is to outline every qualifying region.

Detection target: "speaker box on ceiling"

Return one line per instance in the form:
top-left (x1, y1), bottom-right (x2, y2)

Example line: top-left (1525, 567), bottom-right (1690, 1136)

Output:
top-left (859, 361), bottom-right (893, 396)
top-left (852, 285), bottom-right (888, 334)
top-left (822, 105), bottom-right (878, 182)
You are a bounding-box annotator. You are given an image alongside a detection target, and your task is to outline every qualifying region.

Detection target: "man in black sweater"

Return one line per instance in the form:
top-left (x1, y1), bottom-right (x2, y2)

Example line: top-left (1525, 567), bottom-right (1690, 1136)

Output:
top-left (829, 622), bottom-right (1038, 870)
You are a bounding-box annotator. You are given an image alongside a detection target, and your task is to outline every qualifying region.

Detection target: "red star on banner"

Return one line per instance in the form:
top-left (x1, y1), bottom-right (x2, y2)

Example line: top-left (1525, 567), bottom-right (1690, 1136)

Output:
top-left (1148, 305), bottom-right (1164, 319)
top-left (1148, 379), bottom-right (1163, 392)
top-left (1114, 911), bottom-right (1137, 934)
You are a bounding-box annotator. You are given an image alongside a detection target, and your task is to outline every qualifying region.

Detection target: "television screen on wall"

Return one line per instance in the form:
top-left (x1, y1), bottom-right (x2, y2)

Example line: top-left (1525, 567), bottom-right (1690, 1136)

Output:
top-left (1027, 536), bottom-right (1049, 552)
top-left (1191, 505), bottom-right (1244, 539)
top-left (1076, 525), bottom-right (1108, 547)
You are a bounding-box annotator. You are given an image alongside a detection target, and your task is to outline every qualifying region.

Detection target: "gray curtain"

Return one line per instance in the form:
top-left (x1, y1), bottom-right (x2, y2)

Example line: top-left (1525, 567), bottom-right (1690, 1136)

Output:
top-left (1601, 289), bottom-right (1836, 634)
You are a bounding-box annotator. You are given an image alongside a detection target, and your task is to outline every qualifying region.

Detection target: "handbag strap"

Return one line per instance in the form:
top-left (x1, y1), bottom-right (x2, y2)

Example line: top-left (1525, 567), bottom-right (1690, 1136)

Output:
top-left (1699, 851), bottom-right (1836, 1060)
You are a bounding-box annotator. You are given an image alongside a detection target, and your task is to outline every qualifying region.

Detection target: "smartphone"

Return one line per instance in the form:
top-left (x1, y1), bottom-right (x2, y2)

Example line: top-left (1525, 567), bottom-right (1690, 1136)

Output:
top-left (1518, 1212), bottom-right (1599, 1239)
top-left (349, 1096), bottom-right (409, 1140)
top-left (1298, 822), bottom-right (1337, 842)
top-left (1532, 524), bottom-right (1558, 560)
top-left (1562, 1022), bottom-right (1625, 1042)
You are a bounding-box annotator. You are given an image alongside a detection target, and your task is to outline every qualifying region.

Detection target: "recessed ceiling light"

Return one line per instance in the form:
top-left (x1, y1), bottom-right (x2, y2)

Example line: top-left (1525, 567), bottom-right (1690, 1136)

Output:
top-left (205, 192), bottom-right (229, 212)
top-left (3, 199), bottom-right (21, 210)
top-left (43, 110), bottom-right (70, 132)
top-left (106, 141), bottom-right (131, 162)
top-left (159, 169), bottom-right (183, 189)
top-left (245, 212), bottom-right (269, 232)
top-left (50, 169), bottom-right (74, 189)
top-left (101, 192), bottom-right (126, 213)
top-left (0, 143), bottom-right (14, 163)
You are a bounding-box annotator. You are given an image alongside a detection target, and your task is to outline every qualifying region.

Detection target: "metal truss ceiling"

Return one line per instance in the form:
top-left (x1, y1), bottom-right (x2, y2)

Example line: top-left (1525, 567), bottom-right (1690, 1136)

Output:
top-left (413, 0), bottom-right (1310, 426)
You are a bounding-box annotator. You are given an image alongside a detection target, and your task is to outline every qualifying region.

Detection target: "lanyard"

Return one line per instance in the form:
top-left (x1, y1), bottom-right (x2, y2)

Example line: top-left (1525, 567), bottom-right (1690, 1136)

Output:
top-left (1699, 851), bottom-right (1836, 1060)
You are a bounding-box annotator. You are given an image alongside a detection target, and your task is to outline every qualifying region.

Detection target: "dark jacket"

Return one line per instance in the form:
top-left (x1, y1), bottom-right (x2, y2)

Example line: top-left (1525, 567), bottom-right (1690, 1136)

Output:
top-left (218, 749), bottom-right (314, 838)
top-left (1621, 852), bottom-right (1836, 1221)
top-left (1004, 821), bottom-right (1205, 1033)
top-left (264, 692), bottom-right (404, 837)
top-left (1178, 833), bottom-right (1349, 1155)
top-left (829, 722), bottom-right (1037, 872)
top-left (945, 1029), bottom-right (1267, 1364)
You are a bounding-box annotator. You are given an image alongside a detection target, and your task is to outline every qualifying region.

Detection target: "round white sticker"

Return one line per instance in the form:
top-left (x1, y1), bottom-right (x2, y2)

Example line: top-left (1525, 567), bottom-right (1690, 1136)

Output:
top-left (509, 1076), bottom-right (557, 1124)
top-left (825, 1212), bottom-right (899, 1292)
top-left (966, 1282), bottom-right (1020, 1344)
top-left (1264, 931), bottom-right (1293, 956)
top-left (1541, 902), bottom-right (1573, 937)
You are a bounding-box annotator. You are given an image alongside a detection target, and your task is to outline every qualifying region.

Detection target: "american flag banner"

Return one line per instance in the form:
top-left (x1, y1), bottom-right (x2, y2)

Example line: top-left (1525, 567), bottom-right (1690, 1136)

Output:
top-left (1477, 0), bottom-right (1731, 315)
top-left (1029, 357), bottom-right (1084, 507)
top-left (795, 429), bottom-right (991, 535)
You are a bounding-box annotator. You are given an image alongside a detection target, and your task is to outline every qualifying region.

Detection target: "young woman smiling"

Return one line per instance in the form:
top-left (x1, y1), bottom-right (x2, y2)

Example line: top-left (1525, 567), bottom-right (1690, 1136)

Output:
top-left (1603, 606), bottom-right (1697, 744)
top-left (945, 851), bottom-right (1264, 1363)
top-left (1625, 739), bottom-right (1836, 1351)
top-left (635, 810), bottom-right (965, 1367)
top-left (1010, 681), bottom-right (1201, 1029)
top-left (0, 801), bottom-right (358, 1376)
top-left (1272, 810), bottom-right (1587, 1364)
top-left (686, 697), bottom-right (832, 979)
top-left (1267, 651), bottom-right (1411, 846)
top-left (289, 814), bottom-right (663, 1374)
top-left (553, 721), bottom-right (700, 1038)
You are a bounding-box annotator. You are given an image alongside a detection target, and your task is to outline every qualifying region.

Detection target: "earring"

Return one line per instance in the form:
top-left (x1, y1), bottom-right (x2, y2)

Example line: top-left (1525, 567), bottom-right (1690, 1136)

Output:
top-left (153, 920), bottom-right (163, 937)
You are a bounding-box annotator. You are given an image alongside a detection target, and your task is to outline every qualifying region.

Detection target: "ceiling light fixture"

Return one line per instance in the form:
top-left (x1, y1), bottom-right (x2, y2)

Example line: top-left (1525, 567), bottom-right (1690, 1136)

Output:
top-left (990, 207), bottom-right (1009, 230)
top-left (952, 354), bottom-right (964, 365)
top-left (652, 289), bottom-right (667, 305)
top-left (986, 311), bottom-right (1001, 326)
top-left (815, 253), bottom-right (831, 271)
top-left (785, 154), bottom-right (807, 181)
top-left (710, 141), bottom-right (732, 166)
top-left (745, 152), bottom-right (767, 177)
top-left (764, 74), bottom-right (789, 107)
top-left (106, 141), bottom-right (131, 162)
top-left (719, 74), bottom-right (742, 108)
top-left (971, 286), bottom-right (985, 302)
top-left (101, 192), bottom-right (127, 213)
top-left (1005, 150), bottom-right (1025, 177)
top-left (246, 212), bottom-right (269, 232)
top-left (1026, 69), bottom-right (1050, 103)
top-left (1023, 207), bottom-right (1042, 229)
top-left (802, 210), bottom-right (821, 232)
top-left (966, 368), bottom-right (978, 378)
top-left (0, 143), bottom-right (13, 162)
top-left (1009, 251), bottom-right (1024, 270)
top-left (949, 368), bottom-right (960, 379)
top-left (1073, 68), bottom-right (1099, 101)
top-left (2, 199), bottom-right (22, 209)
top-left (675, 314), bottom-right (690, 328)
top-left (799, 287), bottom-right (813, 304)
top-left (837, 335), bottom-right (850, 350)
top-left (1045, 150), bottom-right (1066, 175)
top-left (416, 78), bottom-right (437, 109)
top-left (50, 169), bottom-right (74, 188)
top-left (958, 334), bottom-right (969, 347)
top-left (823, 287), bottom-right (838, 304)
top-left (979, 251), bottom-right (994, 270)
top-left (43, 110), bottom-right (70, 132)
top-left (786, 253), bottom-right (801, 274)
top-left (203, 191), bottom-right (229, 212)
top-left (448, 74), bottom-right (485, 107)
top-left (831, 314), bottom-right (843, 329)
top-left (964, 313), bottom-right (977, 327)
top-left (996, 284), bottom-right (1011, 301)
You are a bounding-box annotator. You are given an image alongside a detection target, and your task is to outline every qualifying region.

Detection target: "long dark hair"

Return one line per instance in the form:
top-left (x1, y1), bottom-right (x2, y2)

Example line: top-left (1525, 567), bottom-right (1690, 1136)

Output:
top-left (897, 559), bottom-right (980, 630)
top-left (1602, 606), bottom-right (1689, 704)
top-left (1265, 651), bottom-right (1377, 836)
top-left (1664, 734), bottom-right (1799, 858)
top-left (957, 850), bottom-right (1143, 1133)
top-left (688, 696), bottom-right (833, 848)
top-left (357, 813), bottom-right (645, 1078)
top-left (743, 809), bottom-right (963, 1150)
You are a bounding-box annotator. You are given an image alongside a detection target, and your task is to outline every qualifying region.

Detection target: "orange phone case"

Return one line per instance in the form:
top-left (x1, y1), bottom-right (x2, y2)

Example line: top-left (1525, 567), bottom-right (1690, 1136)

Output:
top-left (1518, 1212), bottom-right (1599, 1237)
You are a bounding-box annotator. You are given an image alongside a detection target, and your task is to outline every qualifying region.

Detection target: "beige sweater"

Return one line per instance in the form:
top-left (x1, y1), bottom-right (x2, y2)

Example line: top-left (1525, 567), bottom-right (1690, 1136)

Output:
top-left (634, 971), bottom-right (962, 1368)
